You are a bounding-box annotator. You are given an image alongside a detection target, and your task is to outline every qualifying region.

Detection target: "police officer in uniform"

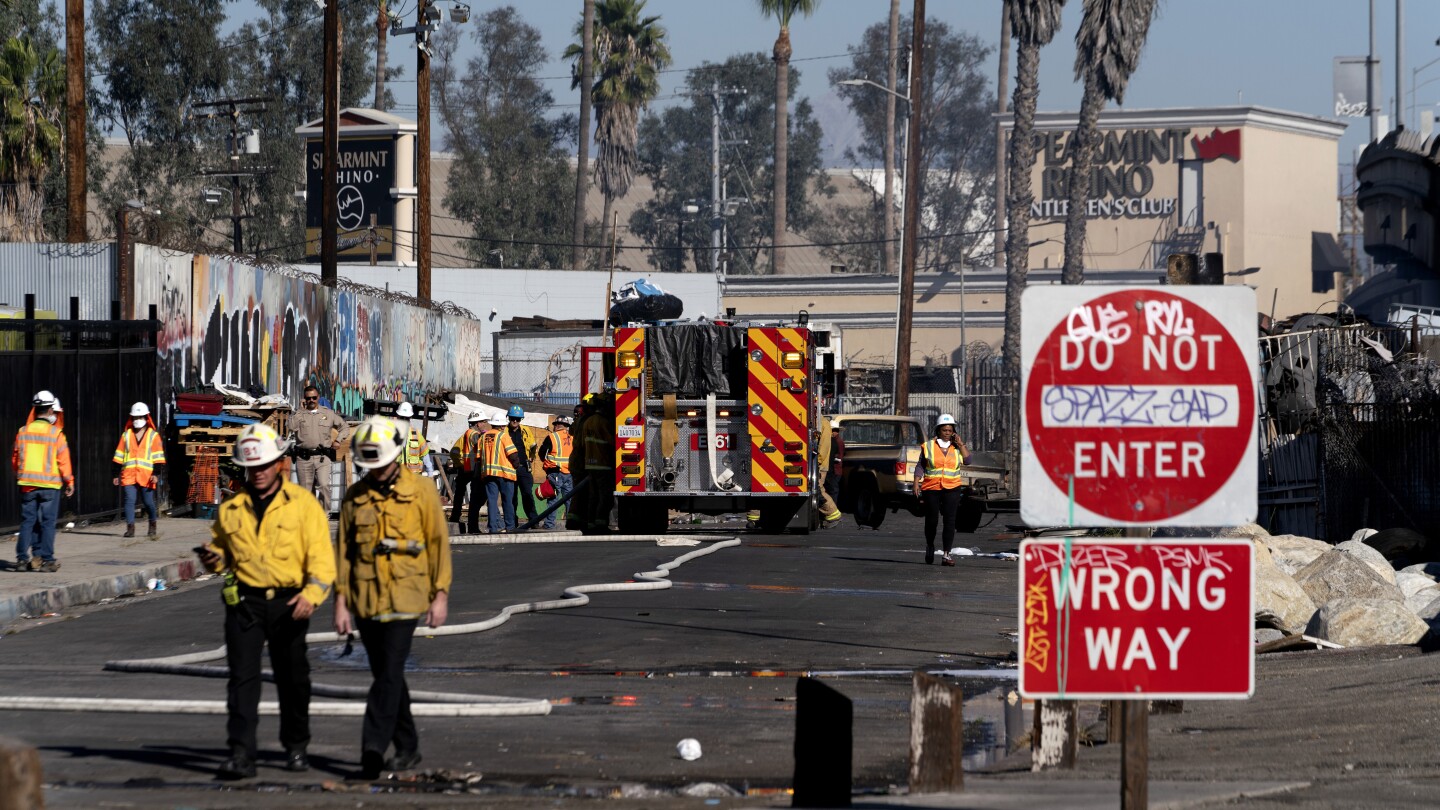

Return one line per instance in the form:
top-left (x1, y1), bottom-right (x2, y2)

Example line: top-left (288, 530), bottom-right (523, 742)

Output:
top-left (290, 385), bottom-right (351, 514)
top-left (334, 416), bottom-right (453, 779)
top-left (196, 423), bottom-right (335, 779)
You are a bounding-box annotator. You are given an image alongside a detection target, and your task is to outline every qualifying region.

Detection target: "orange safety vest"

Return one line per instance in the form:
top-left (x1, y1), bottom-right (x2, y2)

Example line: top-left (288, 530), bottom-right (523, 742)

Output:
top-left (114, 422), bottom-right (167, 488)
top-left (456, 427), bottom-right (484, 472)
top-left (919, 439), bottom-right (965, 491)
top-left (542, 429), bottom-right (573, 475)
top-left (404, 429), bottom-right (427, 474)
top-left (12, 419), bottom-right (74, 490)
top-left (482, 429), bottom-right (518, 481)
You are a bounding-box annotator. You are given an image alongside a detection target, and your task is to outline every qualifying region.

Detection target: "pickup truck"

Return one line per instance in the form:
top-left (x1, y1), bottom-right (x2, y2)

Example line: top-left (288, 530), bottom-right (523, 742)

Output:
top-left (826, 414), bottom-right (1014, 529)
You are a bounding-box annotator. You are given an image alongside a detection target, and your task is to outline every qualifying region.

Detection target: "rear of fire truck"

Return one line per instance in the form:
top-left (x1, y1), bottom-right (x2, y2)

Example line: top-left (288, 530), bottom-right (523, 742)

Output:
top-left (609, 320), bottom-right (823, 534)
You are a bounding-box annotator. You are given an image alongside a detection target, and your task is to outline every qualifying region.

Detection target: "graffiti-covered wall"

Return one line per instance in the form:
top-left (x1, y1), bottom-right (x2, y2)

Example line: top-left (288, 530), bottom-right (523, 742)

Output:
top-left (133, 246), bottom-right (486, 418)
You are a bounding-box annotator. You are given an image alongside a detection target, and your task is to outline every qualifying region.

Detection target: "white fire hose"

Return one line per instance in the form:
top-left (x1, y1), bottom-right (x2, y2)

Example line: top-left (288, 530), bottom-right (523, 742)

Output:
top-left (0, 537), bottom-right (742, 717)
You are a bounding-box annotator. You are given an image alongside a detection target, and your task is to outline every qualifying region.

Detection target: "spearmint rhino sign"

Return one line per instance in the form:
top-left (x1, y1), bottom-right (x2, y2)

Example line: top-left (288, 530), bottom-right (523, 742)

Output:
top-left (305, 137), bottom-right (397, 261)
top-left (1031, 128), bottom-right (1189, 220)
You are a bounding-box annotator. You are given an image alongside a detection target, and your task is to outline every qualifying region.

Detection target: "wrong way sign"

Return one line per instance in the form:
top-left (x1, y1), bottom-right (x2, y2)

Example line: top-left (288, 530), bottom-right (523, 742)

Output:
top-left (1018, 538), bottom-right (1255, 700)
top-left (1020, 286), bottom-right (1258, 526)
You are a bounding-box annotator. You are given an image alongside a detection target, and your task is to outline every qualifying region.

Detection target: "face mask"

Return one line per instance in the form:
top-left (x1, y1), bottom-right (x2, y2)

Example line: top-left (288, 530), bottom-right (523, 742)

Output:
top-left (42, 414), bottom-right (56, 424)
top-left (936, 438), bottom-right (952, 449)
top-left (133, 418), bottom-right (146, 429)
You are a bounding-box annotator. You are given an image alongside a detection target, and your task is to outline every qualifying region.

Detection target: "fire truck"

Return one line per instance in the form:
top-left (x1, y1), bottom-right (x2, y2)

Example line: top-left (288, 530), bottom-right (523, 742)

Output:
top-left (590, 318), bottom-right (830, 534)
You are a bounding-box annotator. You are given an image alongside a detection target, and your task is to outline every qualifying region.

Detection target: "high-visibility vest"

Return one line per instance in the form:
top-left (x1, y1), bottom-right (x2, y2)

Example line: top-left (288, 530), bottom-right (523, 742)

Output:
top-left (542, 429), bottom-right (572, 474)
top-left (483, 429), bottom-right (517, 481)
top-left (114, 423), bottom-right (166, 488)
top-left (405, 429), bottom-right (427, 474)
top-left (454, 427), bottom-right (484, 472)
top-left (919, 439), bottom-right (965, 491)
top-left (12, 420), bottom-right (73, 490)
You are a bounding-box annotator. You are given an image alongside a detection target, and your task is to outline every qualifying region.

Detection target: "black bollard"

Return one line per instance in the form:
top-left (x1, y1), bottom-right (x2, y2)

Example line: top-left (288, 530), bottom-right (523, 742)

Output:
top-left (792, 677), bottom-right (852, 808)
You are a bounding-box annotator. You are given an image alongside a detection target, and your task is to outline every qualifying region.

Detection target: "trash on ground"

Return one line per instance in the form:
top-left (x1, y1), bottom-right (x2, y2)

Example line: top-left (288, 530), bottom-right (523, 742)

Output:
top-left (676, 738), bottom-right (702, 761)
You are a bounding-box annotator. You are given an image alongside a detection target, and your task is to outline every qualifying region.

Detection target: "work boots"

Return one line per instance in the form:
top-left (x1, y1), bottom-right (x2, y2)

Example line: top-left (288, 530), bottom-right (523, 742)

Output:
top-left (147, 520), bottom-right (158, 539)
top-left (123, 524), bottom-right (135, 538)
top-left (217, 747), bottom-right (256, 780)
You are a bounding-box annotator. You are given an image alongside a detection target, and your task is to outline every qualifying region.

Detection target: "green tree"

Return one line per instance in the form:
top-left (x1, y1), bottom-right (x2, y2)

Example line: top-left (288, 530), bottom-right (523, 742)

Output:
top-left (224, 0), bottom-right (383, 259)
top-left (823, 14), bottom-right (996, 276)
top-left (757, 0), bottom-right (819, 275)
top-left (90, 0), bottom-right (228, 237)
top-left (435, 6), bottom-right (576, 268)
top-left (1061, 0), bottom-right (1158, 284)
top-left (564, 0), bottom-right (671, 249)
top-left (0, 34), bottom-right (62, 240)
top-left (1002, 0), bottom-right (1065, 372)
top-left (630, 52), bottom-right (830, 275)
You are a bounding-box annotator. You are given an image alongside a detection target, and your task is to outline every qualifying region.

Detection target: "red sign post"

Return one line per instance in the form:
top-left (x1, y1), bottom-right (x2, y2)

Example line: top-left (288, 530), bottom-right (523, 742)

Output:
top-left (1020, 286), bottom-right (1259, 527)
top-left (1019, 539), bottom-right (1255, 700)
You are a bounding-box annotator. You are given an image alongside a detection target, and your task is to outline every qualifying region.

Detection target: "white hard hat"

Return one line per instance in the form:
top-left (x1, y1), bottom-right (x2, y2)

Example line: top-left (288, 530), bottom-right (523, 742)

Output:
top-left (830, 418), bottom-right (841, 429)
top-left (467, 411), bottom-right (484, 423)
top-left (395, 401), bottom-right (415, 419)
top-left (129, 402), bottom-right (150, 417)
top-left (233, 423), bottom-right (292, 467)
top-left (32, 390), bottom-right (55, 407)
top-left (936, 413), bottom-right (957, 427)
top-left (351, 416), bottom-right (406, 470)
top-left (53, 398), bottom-right (63, 413)
top-left (489, 414), bottom-right (507, 427)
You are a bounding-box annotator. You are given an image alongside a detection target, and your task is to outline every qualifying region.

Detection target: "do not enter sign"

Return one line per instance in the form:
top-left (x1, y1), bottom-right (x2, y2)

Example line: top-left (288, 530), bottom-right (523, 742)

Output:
top-left (1020, 287), bottom-right (1258, 526)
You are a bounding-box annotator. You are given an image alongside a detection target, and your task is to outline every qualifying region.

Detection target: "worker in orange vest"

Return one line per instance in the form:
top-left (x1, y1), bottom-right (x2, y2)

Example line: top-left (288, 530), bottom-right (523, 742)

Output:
top-left (537, 416), bottom-right (574, 530)
top-left (12, 390), bottom-right (74, 572)
top-left (914, 414), bottom-right (971, 567)
top-left (481, 414), bottom-right (519, 533)
top-left (449, 411), bottom-right (486, 534)
top-left (114, 401), bottom-right (167, 538)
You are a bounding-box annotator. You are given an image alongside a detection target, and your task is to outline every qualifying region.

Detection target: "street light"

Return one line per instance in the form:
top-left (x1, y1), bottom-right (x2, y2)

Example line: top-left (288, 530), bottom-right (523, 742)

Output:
top-left (1408, 38), bottom-right (1440, 124)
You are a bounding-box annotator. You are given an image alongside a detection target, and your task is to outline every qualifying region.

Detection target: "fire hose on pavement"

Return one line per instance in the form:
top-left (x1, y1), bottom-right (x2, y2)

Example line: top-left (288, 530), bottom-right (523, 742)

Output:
top-left (0, 537), bottom-right (743, 717)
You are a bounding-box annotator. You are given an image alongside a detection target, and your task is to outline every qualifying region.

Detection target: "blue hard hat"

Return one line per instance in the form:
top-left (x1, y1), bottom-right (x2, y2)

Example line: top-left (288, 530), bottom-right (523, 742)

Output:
top-left (507, 404), bottom-right (525, 419)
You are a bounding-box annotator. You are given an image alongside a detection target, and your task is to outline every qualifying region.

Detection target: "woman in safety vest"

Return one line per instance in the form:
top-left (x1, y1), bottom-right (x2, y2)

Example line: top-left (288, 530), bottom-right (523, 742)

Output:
top-left (914, 413), bottom-right (971, 566)
top-left (114, 402), bottom-right (167, 538)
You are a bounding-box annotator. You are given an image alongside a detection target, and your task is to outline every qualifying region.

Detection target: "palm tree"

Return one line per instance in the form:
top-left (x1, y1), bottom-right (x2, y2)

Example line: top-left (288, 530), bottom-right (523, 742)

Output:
top-left (1060, 0), bottom-right (1158, 284)
top-left (757, 0), bottom-right (819, 275)
top-left (0, 35), bottom-right (64, 242)
top-left (564, 0), bottom-right (671, 250)
top-left (1001, 0), bottom-right (1065, 373)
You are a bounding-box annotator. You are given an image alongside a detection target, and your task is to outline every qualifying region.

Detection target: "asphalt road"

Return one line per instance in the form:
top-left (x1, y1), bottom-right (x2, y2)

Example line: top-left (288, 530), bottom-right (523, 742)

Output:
top-left (7, 511), bottom-right (1440, 809)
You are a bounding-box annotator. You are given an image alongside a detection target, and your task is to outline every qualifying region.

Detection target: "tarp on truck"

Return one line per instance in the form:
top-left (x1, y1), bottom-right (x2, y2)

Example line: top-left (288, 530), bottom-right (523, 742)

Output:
top-left (647, 324), bottom-right (748, 398)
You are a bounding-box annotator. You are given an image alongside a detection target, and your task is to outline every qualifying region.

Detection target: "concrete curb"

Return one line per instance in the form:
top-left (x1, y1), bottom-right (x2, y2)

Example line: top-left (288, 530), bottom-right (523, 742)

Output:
top-left (0, 557), bottom-right (206, 626)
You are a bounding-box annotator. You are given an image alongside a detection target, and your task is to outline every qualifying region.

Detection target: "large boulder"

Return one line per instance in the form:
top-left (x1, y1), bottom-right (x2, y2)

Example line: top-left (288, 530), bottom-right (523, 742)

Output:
top-left (1363, 528), bottom-right (1435, 569)
top-left (1335, 540), bottom-right (1397, 585)
top-left (1305, 598), bottom-right (1430, 646)
top-left (1254, 549), bottom-right (1317, 634)
top-left (1220, 523), bottom-right (1272, 541)
top-left (1405, 586), bottom-right (1440, 617)
top-left (1397, 572), bottom-right (1438, 599)
top-left (1400, 562), bottom-right (1440, 582)
top-left (1350, 528), bottom-right (1378, 543)
top-left (1264, 534), bottom-right (1331, 576)
top-left (1295, 549), bottom-right (1404, 606)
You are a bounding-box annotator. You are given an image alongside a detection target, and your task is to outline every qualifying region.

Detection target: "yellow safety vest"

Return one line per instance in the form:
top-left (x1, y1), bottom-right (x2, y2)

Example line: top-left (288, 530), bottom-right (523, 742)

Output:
top-left (13, 420), bottom-right (73, 490)
top-left (404, 429), bottom-right (426, 474)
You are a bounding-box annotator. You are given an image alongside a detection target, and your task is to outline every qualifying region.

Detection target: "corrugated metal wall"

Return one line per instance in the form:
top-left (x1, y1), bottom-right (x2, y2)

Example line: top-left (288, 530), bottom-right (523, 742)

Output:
top-left (0, 242), bottom-right (116, 319)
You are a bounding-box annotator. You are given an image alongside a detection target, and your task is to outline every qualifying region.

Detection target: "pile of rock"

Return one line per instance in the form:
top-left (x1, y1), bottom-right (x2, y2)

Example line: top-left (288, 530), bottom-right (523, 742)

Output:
top-left (1232, 523), bottom-right (1440, 647)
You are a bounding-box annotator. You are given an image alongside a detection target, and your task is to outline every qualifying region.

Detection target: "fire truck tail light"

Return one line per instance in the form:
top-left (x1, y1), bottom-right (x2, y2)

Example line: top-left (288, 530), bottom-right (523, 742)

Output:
top-left (623, 453), bottom-right (644, 463)
top-left (621, 464), bottom-right (642, 476)
top-left (783, 464), bottom-right (804, 475)
top-left (784, 441), bottom-right (803, 452)
top-left (784, 477), bottom-right (804, 487)
top-left (622, 477), bottom-right (642, 487)
top-left (718, 410), bottom-right (731, 417)
top-left (617, 351), bottom-right (640, 369)
top-left (781, 351), bottom-right (803, 369)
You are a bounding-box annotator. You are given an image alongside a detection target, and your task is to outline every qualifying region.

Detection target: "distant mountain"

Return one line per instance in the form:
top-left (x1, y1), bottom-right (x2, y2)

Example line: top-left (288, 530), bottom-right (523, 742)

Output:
top-left (810, 88), bottom-right (867, 168)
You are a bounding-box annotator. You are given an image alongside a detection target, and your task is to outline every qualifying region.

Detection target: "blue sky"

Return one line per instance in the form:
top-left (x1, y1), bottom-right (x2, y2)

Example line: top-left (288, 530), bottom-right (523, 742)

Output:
top-left (368, 0), bottom-right (1440, 166)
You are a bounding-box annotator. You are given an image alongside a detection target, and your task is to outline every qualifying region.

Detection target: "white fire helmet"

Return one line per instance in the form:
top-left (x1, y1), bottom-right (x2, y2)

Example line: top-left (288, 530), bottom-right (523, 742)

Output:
top-left (351, 416), bottom-right (406, 470)
top-left (233, 424), bottom-right (292, 467)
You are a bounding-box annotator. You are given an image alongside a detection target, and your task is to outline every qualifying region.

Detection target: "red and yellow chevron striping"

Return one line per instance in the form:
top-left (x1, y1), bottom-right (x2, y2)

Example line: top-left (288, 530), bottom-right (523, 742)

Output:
top-left (747, 327), bottom-right (809, 493)
top-left (614, 327), bottom-right (646, 492)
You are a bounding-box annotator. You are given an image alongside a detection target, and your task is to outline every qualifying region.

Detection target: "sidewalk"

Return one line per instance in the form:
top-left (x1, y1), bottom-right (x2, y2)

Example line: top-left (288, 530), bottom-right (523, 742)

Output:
top-left (0, 516), bottom-right (215, 626)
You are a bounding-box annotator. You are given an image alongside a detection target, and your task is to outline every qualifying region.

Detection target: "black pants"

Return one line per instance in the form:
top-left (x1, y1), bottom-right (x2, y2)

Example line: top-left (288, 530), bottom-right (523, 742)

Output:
top-left (923, 487), bottom-right (963, 558)
top-left (356, 617), bottom-right (420, 759)
top-left (224, 589), bottom-right (311, 758)
top-left (450, 469), bottom-right (481, 532)
top-left (582, 468), bottom-right (614, 531)
top-left (515, 467), bottom-right (537, 521)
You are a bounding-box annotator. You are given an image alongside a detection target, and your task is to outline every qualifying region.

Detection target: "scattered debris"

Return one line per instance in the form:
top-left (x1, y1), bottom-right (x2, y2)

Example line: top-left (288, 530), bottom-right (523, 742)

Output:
top-left (676, 738), bottom-right (702, 761)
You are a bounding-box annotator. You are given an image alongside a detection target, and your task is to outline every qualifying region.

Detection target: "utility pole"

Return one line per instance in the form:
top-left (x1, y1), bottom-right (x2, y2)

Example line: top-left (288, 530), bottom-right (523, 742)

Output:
top-left (1395, 0), bottom-right (1405, 129)
top-left (895, 0), bottom-right (925, 416)
top-left (193, 97), bottom-right (269, 253)
top-left (712, 80), bottom-right (722, 281)
top-left (64, 0), bottom-right (85, 242)
top-left (995, 6), bottom-right (1009, 268)
top-left (572, 0), bottom-right (594, 270)
top-left (416, 0), bottom-right (433, 302)
top-left (1369, 0), bottom-right (1379, 140)
top-left (321, 0), bottom-right (340, 285)
top-left (883, 0), bottom-right (899, 275)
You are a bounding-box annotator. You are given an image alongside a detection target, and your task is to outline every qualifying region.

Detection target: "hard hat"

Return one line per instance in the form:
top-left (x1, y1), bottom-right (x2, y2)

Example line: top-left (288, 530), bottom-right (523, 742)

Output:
top-left (580, 393), bottom-right (598, 406)
top-left (555, 415), bottom-right (572, 426)
top-left (233, 423), bottom-right (292, 468)
top-left (129, 402), bottom-right (150, 417)
top-left (351, 416), bottom-right (405, 470)
top-left (32, 390), bottom-right (55, 407)
top-left (52, 398), bottom-right (62, 413)
top-left (489, 414), bottom-right (507, 427)
top-left (467, 411), bottom-right (484, 423)
top-left (936, 413), bottom-right (957, 427)
top-left (395, 401), bottom-right (415, 419)
top-left (830, 418), bottom-right (841, 429)
top-left (507, 404), bottom-right (525, 419)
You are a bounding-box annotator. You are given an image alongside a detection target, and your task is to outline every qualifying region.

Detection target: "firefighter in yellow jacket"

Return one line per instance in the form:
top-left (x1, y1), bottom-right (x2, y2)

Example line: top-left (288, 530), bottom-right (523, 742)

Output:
top-left (196, 423), bottom-right (335, 779)
top-left (334, 416), bottom-right (452, 780)
top-left (113, 402), bottom-right (166, 538)
top-left (13, 390), bottom-right (74, 572)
